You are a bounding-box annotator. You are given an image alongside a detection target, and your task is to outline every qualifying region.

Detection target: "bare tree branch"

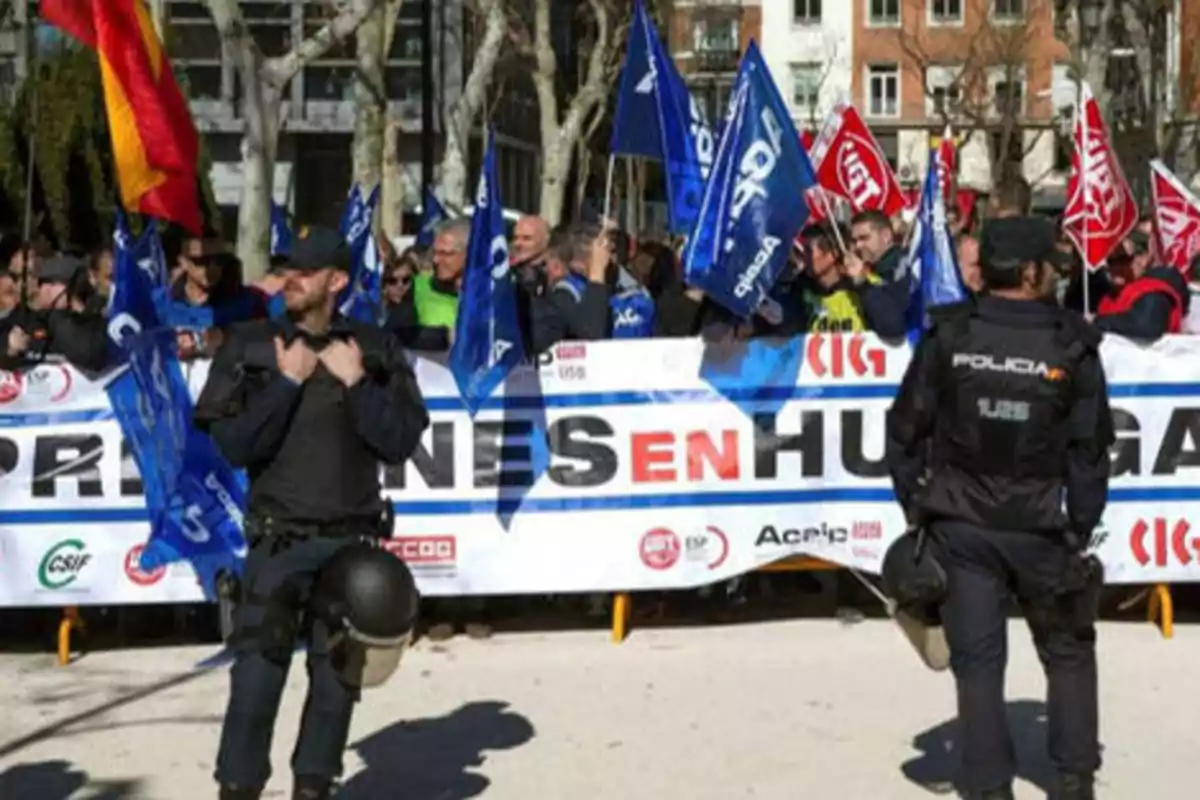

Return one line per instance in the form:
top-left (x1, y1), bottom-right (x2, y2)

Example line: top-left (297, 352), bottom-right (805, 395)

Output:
top-left (264, 0), bottom-right (379, 87)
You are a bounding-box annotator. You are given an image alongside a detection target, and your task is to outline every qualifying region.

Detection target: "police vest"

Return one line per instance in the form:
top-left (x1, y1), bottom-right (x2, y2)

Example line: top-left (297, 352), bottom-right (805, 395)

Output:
top-left (1096, 277), bottom-right (1182, 334)
top-left (918, 304), bottom-right (1099, 532)
top-left (412, 274), bottom-right (459, 328)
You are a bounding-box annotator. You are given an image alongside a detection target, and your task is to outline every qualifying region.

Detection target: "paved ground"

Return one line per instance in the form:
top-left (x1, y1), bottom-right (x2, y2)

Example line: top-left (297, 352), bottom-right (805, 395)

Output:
top-left (0, 619), bottom-right (1191, 799)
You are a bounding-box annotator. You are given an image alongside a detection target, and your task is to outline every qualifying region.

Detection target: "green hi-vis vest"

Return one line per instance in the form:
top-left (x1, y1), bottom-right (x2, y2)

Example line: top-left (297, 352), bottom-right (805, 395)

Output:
top-left (412, 274), bottom-right (459, 328)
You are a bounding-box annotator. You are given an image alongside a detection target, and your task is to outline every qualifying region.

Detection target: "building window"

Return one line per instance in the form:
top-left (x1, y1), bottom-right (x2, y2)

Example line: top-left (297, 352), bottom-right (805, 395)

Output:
top-left (180, 65), bottom-right (222, 101)
top-left (994, 79), bottom-right (1025, 116)
top-left (931, 0), bottom-right (963, 24)
top-left (931, 85), bottom-right (961, 116)
top-left (867, 64), bottom-right (899, 117)
top-left (304, 67), bottom-right (355, 102)
top-left (993, 0), bottom-right (1025, 23)
top-left (794, 0), bottom-right (822, 24)
top-left (868, 0), bottom-right (901, 26)
top-left (791, 63), bottom-right (822, 115)
top-left (875, 132), bottom-right (899, 172)
top-left (165, 24), bottom-right (221, 60)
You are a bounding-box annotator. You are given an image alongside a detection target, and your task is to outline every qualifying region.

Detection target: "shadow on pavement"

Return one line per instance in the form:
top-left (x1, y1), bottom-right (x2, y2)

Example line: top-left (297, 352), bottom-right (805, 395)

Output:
top-left (901, 699), bottom-right (1054, 796)
top-left (0, 759), bottom-right (144, 800)
top-left (338, 700), bottom-right (535, 799)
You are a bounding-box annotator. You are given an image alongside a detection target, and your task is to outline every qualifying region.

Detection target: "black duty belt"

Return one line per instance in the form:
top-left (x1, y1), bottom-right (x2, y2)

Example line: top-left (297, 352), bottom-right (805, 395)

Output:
top-left (246, 512), bottom-right (387, 544)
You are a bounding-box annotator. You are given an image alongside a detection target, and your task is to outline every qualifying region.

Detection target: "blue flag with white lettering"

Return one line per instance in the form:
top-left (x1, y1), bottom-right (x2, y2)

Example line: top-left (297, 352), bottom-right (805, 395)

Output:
top-left (449, 130), bottom-right (526, 417)
top-left (417, 187), bottom-right (448, 248)
top-left (682, 41), bottom-right (815, 319)
top-left (105, 214), bottom-right (247, 599)
top-left (338, 184), bottom-right (384, 324)
top-left (271, 200), bottom-right (292, 257)
top-left (611, 0), bottom-right (714, 233)
top-left (904, 145), bottom-right (968, 341)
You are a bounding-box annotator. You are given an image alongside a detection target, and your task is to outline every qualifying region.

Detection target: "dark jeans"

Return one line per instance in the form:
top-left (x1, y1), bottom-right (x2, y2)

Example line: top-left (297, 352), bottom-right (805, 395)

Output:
top-left (931, 520), bottom-right (1100, 793)
top-left (215, 536), bottom-right (360, 790)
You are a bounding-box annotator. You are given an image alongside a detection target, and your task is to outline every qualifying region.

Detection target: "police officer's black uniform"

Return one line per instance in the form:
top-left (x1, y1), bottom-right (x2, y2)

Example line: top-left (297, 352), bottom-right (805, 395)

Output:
top-left (193, 227), bottom-right (429, 800)
top-left (885, 217), bottom-right (1113, 800)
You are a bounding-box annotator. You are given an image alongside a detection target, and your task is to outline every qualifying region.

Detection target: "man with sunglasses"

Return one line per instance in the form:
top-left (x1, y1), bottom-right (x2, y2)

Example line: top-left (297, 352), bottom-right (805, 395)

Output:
top-left (0, 253), bottom-right (109, 373)
top-left (886, 217), bottom-right (1112, 800)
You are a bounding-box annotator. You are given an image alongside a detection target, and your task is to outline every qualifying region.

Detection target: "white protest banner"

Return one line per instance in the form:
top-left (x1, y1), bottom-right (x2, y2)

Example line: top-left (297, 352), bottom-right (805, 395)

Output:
top-left (1, 334), bottom-right (1199, 606)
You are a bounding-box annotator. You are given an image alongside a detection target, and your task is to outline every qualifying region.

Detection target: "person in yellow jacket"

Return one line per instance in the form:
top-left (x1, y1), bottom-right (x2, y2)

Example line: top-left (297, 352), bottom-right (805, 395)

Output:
top-left (397, 219), bottom-right (468, 350)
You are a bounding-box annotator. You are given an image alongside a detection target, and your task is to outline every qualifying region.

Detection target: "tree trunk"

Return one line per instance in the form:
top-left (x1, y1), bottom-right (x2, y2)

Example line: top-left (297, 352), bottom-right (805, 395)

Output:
top-left (352, 5), bottom-right (387, 193)
top-left (539, 140), bottom-right (571, 226)
top-left (380, 118), bottom-right (403, 240)
top-left (237, 84), bottom-right (281, 281)
top-left (529, 0), bottom-right (612, 227)
top-left (437, 0), bottom-right (505, 209)
top-left (205, 0), bottom-right (381, 279)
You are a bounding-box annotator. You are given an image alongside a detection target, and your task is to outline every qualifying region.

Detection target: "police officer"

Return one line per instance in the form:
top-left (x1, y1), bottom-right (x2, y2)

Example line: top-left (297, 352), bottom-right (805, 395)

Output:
top-left (885, 217), bottom-right (1113, 800)
top-left (193, 226), bottom-right (430, 800)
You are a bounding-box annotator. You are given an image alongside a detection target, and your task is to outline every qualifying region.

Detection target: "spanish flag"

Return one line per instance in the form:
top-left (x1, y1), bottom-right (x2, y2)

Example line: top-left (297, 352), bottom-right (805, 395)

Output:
top-left (41, 0), bottom-right (202, 233)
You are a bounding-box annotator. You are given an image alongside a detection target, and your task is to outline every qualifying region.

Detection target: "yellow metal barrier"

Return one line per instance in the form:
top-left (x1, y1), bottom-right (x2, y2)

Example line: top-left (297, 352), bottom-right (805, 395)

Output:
top-left (610, 556), bottom-right (839, 642)
top-left (1147, 583), bottom-right (1174, 639)
top-left (57, 606), bottom-right (84, 666)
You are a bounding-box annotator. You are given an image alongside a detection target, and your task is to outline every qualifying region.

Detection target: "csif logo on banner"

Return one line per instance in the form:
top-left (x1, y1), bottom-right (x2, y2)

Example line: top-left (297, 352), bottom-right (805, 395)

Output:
top-left (38, 538), bottom-right (92, 590)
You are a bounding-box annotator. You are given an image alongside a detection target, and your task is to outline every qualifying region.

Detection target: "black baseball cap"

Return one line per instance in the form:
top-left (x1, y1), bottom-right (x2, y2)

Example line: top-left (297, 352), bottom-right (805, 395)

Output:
top-left (286, 225), bottom-right (351, 272)
top-left (981, 217), bottom-right (1070, 275)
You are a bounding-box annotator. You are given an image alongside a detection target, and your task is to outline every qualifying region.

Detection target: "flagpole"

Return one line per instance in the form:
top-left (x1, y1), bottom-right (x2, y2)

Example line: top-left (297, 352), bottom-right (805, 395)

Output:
top-left (601, 154), bottom-right (617, 225)
top-left (1079, 81), bottom-right (1092, 320)
top-left (19, 20), bottom-right (40, 312)
top-left (820, 192), bottom-right (849, 255)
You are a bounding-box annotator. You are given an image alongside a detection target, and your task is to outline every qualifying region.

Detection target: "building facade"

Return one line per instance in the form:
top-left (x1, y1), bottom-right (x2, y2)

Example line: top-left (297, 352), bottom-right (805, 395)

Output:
top-left (758, 0), bottom-right (855, 135)
top-left (663, 0), bottom-right (761, 127)
top-left (0, 0), bottom-right (542, 234)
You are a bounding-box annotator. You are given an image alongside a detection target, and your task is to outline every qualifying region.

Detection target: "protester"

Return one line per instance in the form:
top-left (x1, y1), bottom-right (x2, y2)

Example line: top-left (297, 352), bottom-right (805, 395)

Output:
top-left (1095, 230), bottom-right (1187, 339)
top-left (845, 210), bottom-right (909, 338)
top-left (0, 253), bottom-right (109, 372)
top-left (0, 270), bottom-right (17, 320)
top-left (170, 243), bottom-right (267, 359)
top-left (510, 214), bottom-right (550, 266)
top-left (385, 249), bottom-right (451, 352)
top-left (986, 176), bottom-right (1032, 218)
top-left (406, 219), bottom-right (466, 348)
top-left (762, 224), bottom-right (876, 334)
top-left (87, 245), bottom-right (114, 310)
top-left (540, 223), bottom-right (611, 342)
top-left (957, 234), bottom-right (983, 294)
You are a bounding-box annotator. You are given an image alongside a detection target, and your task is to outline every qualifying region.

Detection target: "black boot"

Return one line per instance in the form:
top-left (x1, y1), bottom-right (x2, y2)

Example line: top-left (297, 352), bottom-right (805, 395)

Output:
top-left (1056, 773), bottom-right (1096, 800)
top-left (292, 776), bottom-right (333, 800)
top-left (218, 786), bottom-right (262, 800)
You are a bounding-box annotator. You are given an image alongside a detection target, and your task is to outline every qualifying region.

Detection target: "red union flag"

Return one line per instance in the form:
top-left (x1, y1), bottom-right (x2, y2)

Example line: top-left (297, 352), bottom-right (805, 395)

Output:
top-left (934, 125), bottom-right (957, 203)
top-left (1062, 83), bottom-right (1138, 270)
top-left (810, 103), bottom-right (906, 217)
top-left (1149, 159), bottom-right (1200, 274)
top-left (800, 129), bottom-right (832, 224)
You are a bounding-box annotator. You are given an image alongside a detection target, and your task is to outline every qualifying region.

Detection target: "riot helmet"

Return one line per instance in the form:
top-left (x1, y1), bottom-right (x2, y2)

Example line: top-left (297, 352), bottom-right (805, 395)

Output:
top-left (881, 530), bottom-right (951, 672)
top-left (313, 542), bottom-right (420, 688)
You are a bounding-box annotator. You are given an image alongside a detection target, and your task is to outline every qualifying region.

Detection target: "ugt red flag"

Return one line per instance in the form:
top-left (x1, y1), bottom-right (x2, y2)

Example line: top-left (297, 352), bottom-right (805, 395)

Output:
top-left (41, 0), bottom-right (202, 233)
top-left (1149, 160), bottom-right (1200, 274)
top-left (809, 102), bottom-right (906, 217)
top-left (1061, 83), bottom-right (1138, 271)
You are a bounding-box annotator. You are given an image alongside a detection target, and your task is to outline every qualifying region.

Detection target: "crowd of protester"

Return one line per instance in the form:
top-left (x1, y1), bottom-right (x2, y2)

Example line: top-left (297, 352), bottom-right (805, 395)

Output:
top-left (1, 175), bottom-right (1193, 380)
